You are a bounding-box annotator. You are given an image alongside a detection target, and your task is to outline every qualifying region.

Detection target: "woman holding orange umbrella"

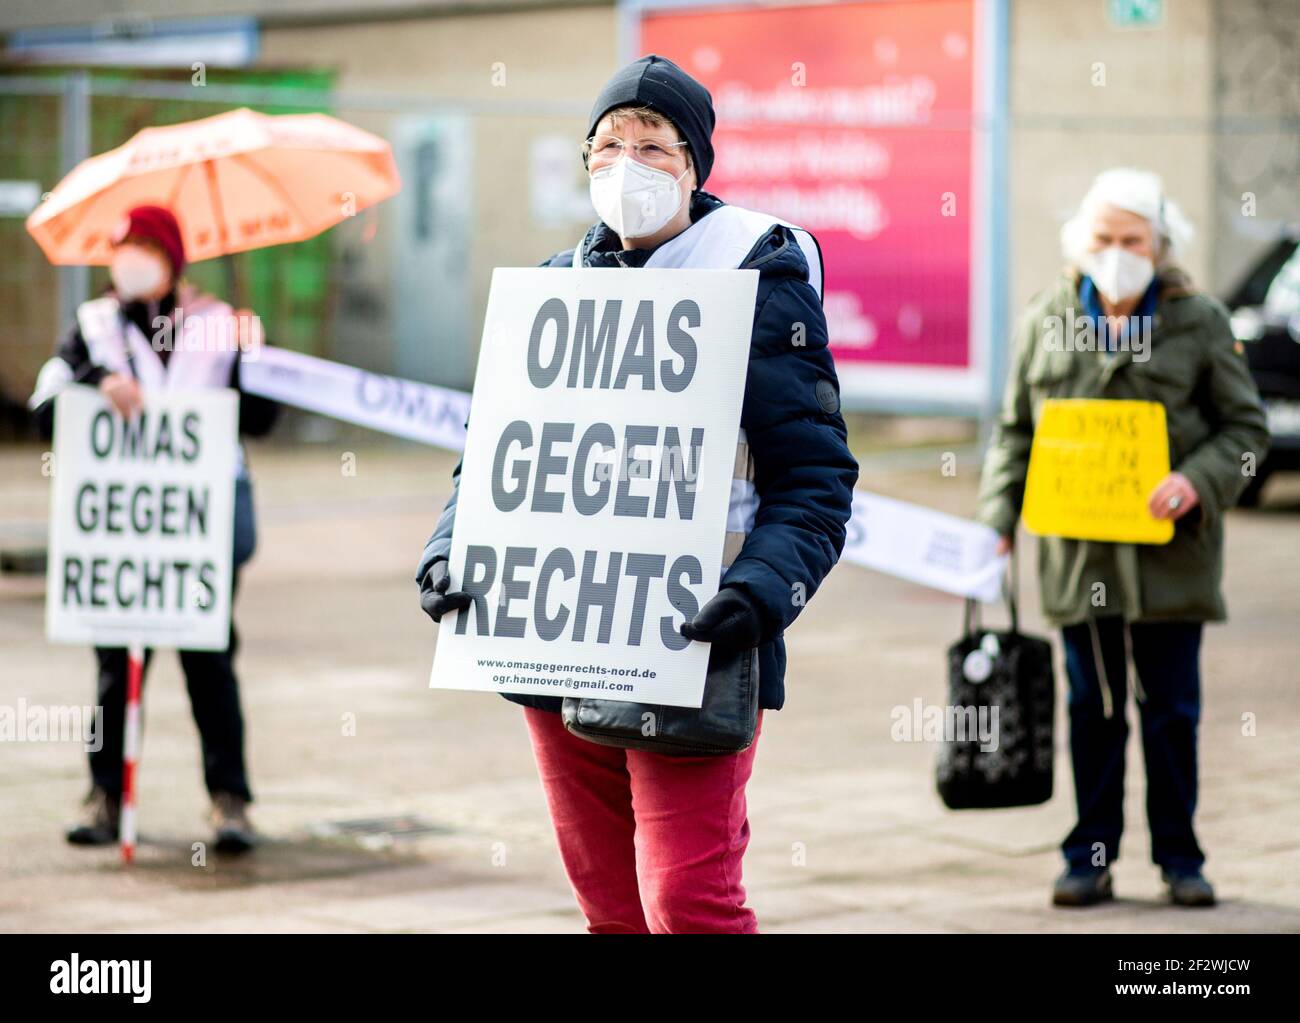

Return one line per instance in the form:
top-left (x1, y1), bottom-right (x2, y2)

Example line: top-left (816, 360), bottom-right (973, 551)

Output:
top-left (26, 107), bottom-right (400, 856)
top-left (34, 204), bottom-right (278, 854)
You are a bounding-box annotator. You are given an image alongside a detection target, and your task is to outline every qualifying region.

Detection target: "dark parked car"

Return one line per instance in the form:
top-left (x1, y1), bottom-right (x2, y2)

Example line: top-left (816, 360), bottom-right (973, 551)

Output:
top-left (1226, 230), bottom-right (1300, 505)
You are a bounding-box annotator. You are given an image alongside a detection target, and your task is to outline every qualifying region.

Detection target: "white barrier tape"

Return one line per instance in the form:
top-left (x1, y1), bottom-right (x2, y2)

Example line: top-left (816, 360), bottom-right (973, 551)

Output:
top-left (241, 348), bottom-right (1004, 602)
top-left (240, 347), bottom-right (471, 452)
top-left (839, 490), bottom-right (1007, 603)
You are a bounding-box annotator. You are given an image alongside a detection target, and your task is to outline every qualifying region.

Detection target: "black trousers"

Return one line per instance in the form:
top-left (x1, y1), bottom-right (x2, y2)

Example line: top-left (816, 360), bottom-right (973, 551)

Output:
top-left (1060, 616), bottom-right (1204, 874)
top-left (87, 581), bottom-right (252, 803)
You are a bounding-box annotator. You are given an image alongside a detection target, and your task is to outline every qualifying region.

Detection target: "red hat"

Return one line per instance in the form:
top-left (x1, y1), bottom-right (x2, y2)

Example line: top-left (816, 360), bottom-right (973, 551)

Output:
top-left (111, 205), bottom-right (186, 276)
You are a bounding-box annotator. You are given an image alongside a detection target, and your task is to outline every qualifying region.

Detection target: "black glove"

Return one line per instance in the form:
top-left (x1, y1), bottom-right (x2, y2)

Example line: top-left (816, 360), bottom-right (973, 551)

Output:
top-left (419, 558), bottom-right (473, 623)
top-left (679, 586), bottom-right (764, 648)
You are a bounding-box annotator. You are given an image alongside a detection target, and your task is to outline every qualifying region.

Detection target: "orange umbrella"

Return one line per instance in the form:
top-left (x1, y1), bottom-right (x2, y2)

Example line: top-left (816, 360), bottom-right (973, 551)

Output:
top-left (26, 107), bottom-right (400, 265)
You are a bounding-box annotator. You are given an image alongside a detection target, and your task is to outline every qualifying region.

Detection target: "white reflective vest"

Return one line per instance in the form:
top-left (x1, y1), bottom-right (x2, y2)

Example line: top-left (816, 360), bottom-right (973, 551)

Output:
top-left (77, 288), bottom-right (247, 474)
top-left (571, 205), bottom-right (823, 572)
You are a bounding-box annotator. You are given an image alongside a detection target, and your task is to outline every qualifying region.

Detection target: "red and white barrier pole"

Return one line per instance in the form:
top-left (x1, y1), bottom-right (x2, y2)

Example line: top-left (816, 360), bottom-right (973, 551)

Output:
top-left (120, 640), bottom-right (144, 864)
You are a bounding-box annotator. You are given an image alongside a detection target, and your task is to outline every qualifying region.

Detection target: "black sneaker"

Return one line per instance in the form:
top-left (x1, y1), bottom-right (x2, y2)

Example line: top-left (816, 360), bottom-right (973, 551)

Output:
top-left (66, 786), bottom-right (120, 846)
top-left (1052, 865), bottom-right (1114, 907)
top-left (209, 791), bottom-right (257, 854)
top-left (1162, 869), bottom-right (1216, 907)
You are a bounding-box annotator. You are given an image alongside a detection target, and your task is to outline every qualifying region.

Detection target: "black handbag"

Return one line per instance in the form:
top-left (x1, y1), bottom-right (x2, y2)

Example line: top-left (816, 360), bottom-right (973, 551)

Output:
top-left (936, 555), bottom-right (1056, 809)
top-left (561, 643), bottom-right (760, 756)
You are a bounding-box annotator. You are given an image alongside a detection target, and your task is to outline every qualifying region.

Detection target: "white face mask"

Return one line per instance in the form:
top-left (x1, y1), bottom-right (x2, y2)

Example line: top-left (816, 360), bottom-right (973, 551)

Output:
top-left (1084, 245), bottom-right (1154, 304)
top-left (110, 246), bottom-right (169, 302)
top-left (589, 156), bottom-right (689, 239)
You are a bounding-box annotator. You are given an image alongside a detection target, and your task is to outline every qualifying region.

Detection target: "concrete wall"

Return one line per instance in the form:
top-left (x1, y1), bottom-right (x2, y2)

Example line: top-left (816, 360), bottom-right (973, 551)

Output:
top-left (1007, 0), bottom-right (1216, 319)
top-left (1212, 0), bottom-right (1300, 294)
top-left (0, 0), bottom-right (597, 32)
top-left (266, 0), bottom-right (1285, 388)
top-left (257, 5), bottom-right (615, 384)
top-left (5, 0), bottom-right (1296, 404)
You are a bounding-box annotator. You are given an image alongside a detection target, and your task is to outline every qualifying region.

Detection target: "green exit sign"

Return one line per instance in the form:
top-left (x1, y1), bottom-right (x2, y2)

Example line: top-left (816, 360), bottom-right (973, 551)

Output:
top-left (1108, 0), bottom-right (1164, 27)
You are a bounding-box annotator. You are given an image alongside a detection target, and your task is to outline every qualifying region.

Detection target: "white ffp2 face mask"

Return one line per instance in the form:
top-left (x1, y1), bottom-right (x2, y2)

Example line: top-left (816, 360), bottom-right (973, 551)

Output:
top-left (589, 157), bottom-right (688, 239)
top-left (110, 246), bottom-right (169, 302)
top-left (1085, 245), bottom-right (1154, 304)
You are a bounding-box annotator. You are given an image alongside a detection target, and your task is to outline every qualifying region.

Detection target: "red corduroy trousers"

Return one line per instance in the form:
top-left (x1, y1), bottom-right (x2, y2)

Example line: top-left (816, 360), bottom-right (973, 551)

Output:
top-left (523, 705), bottom-right (764, 934)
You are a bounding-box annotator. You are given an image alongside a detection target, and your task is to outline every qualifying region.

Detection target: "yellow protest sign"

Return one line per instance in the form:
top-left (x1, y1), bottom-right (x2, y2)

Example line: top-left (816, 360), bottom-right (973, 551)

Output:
top-left (1022, 399), bottom-right (1174, 545)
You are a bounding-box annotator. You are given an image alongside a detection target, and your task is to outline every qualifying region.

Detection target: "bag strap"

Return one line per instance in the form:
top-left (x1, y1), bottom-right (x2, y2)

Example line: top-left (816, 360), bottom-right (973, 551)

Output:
top-left (964, 543), bottom-right (1021, 638)
top-left (1005, 543), bottom-right (1020, 634)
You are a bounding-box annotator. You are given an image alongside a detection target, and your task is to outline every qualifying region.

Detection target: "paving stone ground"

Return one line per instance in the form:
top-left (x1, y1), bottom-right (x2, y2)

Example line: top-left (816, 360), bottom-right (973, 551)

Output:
top-left (2, 440), bottom-right (1298, 934)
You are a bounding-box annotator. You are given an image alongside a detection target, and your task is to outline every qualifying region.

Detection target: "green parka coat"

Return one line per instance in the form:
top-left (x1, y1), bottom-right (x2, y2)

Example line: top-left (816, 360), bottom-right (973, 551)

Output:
top-left (976, 266), bottom-right (1269, 626)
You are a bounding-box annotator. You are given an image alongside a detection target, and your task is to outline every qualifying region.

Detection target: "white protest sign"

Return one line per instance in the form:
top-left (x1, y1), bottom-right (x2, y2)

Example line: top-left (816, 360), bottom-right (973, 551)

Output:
top-left (840, 490), bottom-right (1006, 602)
top-left (46, 386), bottom-right (238, 651)
top-left (430, 267), bottom-right (758, 708)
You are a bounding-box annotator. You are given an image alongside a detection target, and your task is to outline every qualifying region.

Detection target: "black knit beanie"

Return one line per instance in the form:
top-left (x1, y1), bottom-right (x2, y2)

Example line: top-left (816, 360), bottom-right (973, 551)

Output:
top-left (585, 54), bottom-right (716, 187)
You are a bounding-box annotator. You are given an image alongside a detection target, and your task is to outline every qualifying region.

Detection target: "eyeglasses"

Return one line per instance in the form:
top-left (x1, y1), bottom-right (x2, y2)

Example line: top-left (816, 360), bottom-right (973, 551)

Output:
top-left (583, 134), bottom-right (690, 167)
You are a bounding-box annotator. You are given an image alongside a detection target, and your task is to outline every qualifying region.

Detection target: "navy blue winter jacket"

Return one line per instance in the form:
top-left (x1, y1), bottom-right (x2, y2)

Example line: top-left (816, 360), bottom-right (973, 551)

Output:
top-left (417, 189), bottom-right (859, 712)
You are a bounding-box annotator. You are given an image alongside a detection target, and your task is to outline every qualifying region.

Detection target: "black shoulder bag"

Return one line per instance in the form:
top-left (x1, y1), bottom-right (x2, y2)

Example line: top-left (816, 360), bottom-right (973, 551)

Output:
top-left (561, 643), bottom-right (760, 756)
top-left (936, 551), bottom-right (1056, 809)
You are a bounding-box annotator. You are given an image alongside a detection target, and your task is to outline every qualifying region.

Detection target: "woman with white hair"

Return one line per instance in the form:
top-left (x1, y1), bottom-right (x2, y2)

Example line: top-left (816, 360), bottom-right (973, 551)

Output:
top-left (976, 168), bottom-right (1268, 908)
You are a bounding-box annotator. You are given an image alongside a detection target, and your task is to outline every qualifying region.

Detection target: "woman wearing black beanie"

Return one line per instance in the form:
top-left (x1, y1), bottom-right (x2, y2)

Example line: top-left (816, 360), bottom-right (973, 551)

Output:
top-left (417, 55), bottom-right (858, 933)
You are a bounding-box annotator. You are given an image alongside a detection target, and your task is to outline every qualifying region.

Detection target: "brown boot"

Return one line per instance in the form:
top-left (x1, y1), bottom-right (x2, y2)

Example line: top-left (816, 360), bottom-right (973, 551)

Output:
top-left (209, 791), bottom-right (257, 854)
top-left (66, 786), bottom-right (120, 846)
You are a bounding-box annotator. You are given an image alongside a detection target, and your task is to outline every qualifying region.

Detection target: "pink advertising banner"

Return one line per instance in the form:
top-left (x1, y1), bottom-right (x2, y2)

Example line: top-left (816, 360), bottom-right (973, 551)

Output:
top-left (639, 0), bottom-right (993, 409)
